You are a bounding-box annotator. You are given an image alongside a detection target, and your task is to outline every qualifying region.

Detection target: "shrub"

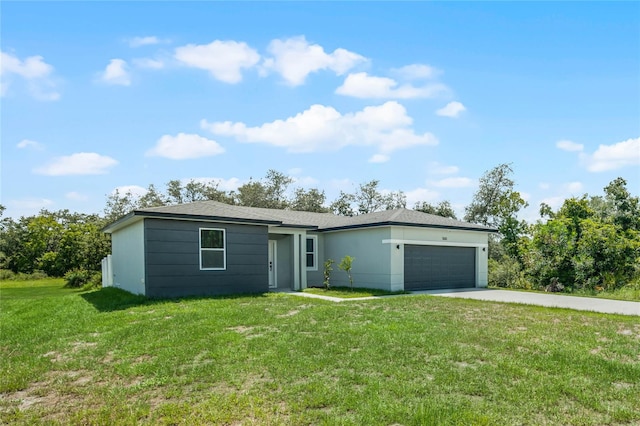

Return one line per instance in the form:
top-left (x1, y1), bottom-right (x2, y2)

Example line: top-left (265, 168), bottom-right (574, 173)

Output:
top-left (0, 269), bottom-right (15, 280)
top-left (64, 268), bottom-right (92, 288)
top-left (338, 255), bottom-right (355, 290)
top-left (489, 256), bottom-right (531, 289)
top-left (323, 259), bottom-right (335, 290)
top-left (0, 269), bottom-right (48, 281)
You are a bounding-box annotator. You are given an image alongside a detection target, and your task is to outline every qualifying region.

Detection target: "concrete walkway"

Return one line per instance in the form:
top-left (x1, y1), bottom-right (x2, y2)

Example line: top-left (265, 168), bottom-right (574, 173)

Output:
top-left (420, 288), bottom-right (640, 316)
top-left (287, 288), bottom-right (640, 316)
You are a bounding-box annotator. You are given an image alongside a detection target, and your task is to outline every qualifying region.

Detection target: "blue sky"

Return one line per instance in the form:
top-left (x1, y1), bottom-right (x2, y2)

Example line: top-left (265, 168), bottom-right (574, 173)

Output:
top-left (2, 2), bottom-right (639, 221)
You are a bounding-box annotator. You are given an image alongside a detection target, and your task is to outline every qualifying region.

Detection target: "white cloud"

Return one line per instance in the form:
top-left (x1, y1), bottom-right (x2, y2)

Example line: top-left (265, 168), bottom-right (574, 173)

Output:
top-left (262, 36), bottom-right (367, 86)
top-left (539, 195), bottom-right (567, 210)
top-left (436, 101), bottom-right (466, 118)
top-left (146, 133), bottom-right (225, 160)
top-left (565, 181), bottom-right (583, 193)
top-left (112, 185), bottom-right (148, 197)
top-left (584, 137), bottom-right (640, 172)
top-left (369, 154), bottom-right (390, 163)
top-left (184, 177), bottom-right (244, 192)
top-left (330, 178), bottom-right (354, 192)
top-left (428, 177), bottom-right (475, 188)
top-left (132, 58), bottom-right (165, 69)
top-left (428, 162), bottom-right (459, 175)
top-left (128, 36), bottom-right (161, 48)
top-left (17, 139), bottom-right (44, 150)
top-left (392, 64), bottom-right (440, 80)
top-left (405, 188), bottom-right (440, 206)
top-left (336, 72), bottom-right (447, 99)
top-left (35, 153), bottom-right (118, 176)
top-left (1, 51), bottom-right (52, 79)
top-left (65, 191), bottom-right (89, 201)
top-left (536, 181), bottom-right (585, 215)
top-left (174, 40), bottom-right (260, 84)
top-left (202, 101), bottom-right (437, 160)
top-left (539, 182), bottom-right (550, 190)
top-left (556, 139), bottom-right (584, 152)
top-left (1, 50), bottom-right (60, 100)
top-left (100, 59), bottom-right (131, 86)
top-left (7, 197), bottom-right (53, 212)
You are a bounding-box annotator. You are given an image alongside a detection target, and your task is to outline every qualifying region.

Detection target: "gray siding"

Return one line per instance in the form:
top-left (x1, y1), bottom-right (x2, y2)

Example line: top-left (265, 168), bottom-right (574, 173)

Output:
top-left (306, 233), bottom-right (324, 287)
top-left (144, 219), bottom-right (268, 298)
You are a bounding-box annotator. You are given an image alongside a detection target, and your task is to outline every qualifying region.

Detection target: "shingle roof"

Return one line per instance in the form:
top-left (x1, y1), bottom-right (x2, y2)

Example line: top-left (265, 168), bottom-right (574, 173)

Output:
top-left (104, 200), bottom-right (497, 233)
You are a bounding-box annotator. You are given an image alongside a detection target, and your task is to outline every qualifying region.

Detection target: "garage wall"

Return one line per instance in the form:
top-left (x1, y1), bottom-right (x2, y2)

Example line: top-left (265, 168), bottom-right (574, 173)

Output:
top-left (111, 220), bottom-right (146, 295)
top-left (388, 226), bottom-right (489, 289)
top-left (323, 227), bottom-right (393, 291)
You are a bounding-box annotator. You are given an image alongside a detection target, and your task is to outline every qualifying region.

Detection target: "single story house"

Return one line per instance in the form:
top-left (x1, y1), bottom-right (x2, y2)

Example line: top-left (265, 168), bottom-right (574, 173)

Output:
top-left (102, 201), bottom-right (497, 298)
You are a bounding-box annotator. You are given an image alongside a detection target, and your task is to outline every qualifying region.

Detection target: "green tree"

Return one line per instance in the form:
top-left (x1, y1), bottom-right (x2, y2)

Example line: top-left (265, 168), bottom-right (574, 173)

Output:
top-left (138, 184), bottom-right (168, 208)
top-left (104, 189), bottom-right (138, 223)
top-left (166, 179), bottom-right (233, 205)
top-left (323, 259), bottom-right (335, 290)
top-left (338, 255), bottom-right (355, 290)
top-left (291, 188), bottom-right (330, 213)
top-left (330, 191), bottom-right (356, 216)
top-left (603, 177), bottom-right (640, 232)
top-left (414, 200), bottom-right (457, 219)
top-left (0, 210), bottom-right (110, 276)
top-left (234, 170), bottom-right (293, 209)
top-left (464, 163), bottom-right (528, 260)
top-left (330, 180), bottom-right (406, 216)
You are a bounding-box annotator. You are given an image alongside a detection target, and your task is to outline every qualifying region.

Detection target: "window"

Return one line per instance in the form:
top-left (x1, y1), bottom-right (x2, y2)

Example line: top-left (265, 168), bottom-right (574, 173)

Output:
top-left (200, 228), bottom-right (226, 270)
top-left (306, 235), bottom-right (317, 271)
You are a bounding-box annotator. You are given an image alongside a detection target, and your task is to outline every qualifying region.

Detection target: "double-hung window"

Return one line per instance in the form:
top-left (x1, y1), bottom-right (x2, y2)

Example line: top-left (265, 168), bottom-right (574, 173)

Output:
top-left (200, 228), bottom-right (226, 270)
top-left (306, 235), bottom-right (318, 271)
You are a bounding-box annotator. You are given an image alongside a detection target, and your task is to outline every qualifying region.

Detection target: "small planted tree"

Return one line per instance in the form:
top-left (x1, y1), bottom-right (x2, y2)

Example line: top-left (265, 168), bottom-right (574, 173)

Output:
top-left (323, 259), bottom-right (335, 290)
top-left (338, 255), bottom-right (355, 290)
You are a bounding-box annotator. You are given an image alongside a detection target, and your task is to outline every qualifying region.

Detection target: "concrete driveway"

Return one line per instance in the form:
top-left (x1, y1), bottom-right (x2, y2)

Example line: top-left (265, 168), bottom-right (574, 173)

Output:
top-left (420, 288), bottom-right (640, 316)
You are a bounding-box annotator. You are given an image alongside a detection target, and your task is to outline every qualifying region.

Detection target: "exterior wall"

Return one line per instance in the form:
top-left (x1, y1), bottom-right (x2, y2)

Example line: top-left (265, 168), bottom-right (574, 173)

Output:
top-left (306, 232), bottom-right (324, 287)
top-left (111, 220), bottom-right (146, 295)
top-left (388, 226), bottom-right (489, 289)
top-left (144, 218), bottom-right (268, 298)
top-left (323, 227), bottom-right (393, 291)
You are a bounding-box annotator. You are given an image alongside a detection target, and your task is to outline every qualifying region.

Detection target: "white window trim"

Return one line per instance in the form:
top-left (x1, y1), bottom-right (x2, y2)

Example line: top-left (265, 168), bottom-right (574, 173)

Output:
top-left (306, 235), bottom-right (318, 271)
top-left (199, 228), bottom-right (226, 271)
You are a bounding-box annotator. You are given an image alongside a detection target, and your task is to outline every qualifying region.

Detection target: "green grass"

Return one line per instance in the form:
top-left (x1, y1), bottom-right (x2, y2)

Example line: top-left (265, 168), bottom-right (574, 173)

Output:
top-left (303, 286), bottom-right (407, 298)
top-left (492, 284), bottom-right (640, 302)
top-left (1, 280), bottom-right (639, 425)
top-left (575, 284), bottom-right (640, 302)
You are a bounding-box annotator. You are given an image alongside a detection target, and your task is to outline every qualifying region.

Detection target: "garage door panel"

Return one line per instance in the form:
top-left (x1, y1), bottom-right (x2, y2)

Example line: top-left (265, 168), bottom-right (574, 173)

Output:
top-left (404, 245), bottom-right (475, 290)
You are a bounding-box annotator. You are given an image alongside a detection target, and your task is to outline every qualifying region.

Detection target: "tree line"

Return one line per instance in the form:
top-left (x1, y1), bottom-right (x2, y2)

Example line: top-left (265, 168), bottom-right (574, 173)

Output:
top-left (103, 169), bottom-right (433, 222)
top-left (1, 166), bottom-right (638, 296)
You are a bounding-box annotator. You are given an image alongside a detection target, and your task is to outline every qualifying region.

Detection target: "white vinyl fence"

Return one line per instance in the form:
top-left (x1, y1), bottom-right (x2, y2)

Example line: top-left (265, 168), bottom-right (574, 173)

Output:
top-left (101, 255), bottom-right (113, 287)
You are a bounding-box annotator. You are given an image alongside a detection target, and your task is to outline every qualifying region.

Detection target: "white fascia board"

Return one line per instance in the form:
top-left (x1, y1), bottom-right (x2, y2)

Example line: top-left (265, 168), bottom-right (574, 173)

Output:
top-left (382, 239), bottom-right (488, 248)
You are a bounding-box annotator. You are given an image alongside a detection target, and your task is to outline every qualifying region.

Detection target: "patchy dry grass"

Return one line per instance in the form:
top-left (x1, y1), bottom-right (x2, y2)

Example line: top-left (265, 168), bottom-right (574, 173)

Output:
top-left (1, 280), bottom-right (639, 425)
top-left (303, 286), bottom-right (407, 298)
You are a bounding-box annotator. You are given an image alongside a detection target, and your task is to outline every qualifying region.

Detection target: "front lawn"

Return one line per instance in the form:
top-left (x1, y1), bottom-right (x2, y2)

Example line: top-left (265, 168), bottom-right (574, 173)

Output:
top-left (303, 286), bottom-right (407, 298)
top-left (1, 280), bottom-right (639, 425)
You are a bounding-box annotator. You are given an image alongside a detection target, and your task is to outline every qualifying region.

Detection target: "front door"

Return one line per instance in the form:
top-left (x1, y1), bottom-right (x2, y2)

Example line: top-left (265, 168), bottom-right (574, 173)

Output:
top-left (268, 240), bottom-right (277, 288)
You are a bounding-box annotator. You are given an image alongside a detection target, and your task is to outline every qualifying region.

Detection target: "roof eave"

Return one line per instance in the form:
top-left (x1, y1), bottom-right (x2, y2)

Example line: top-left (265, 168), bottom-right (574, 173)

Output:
top-left (319, 221), bottom-right (498, 233)
top-left (103, 210), bottom-right (282, 233)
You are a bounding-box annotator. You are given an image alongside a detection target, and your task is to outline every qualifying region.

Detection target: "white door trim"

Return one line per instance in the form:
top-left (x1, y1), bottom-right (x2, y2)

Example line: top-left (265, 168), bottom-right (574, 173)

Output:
top-left (268, 240), bottom-right (277, 289)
